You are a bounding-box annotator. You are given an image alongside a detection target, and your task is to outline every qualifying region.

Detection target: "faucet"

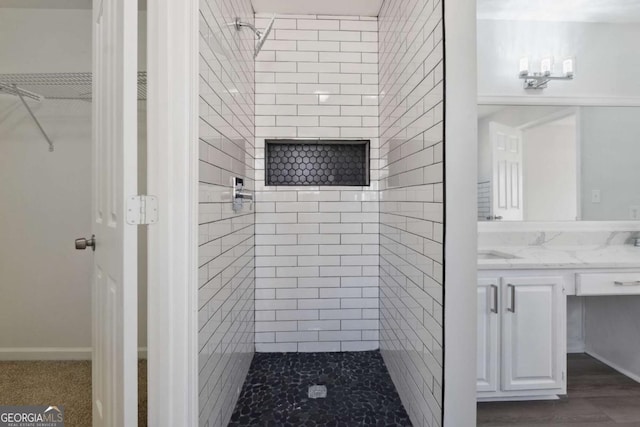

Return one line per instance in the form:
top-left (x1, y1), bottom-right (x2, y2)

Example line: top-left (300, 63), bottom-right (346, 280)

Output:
top-left (634, 237), bottom-right (640, 247)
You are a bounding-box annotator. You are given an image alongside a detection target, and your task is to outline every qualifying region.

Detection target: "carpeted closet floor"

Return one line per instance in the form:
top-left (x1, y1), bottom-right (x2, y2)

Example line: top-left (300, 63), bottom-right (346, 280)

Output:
top-left (0, 359), bottom-right (147, 427)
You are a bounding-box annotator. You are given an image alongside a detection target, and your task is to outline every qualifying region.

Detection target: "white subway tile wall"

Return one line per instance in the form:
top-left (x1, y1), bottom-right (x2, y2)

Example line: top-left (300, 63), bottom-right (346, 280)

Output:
top-left (198, 0), bottom-right (255, 425)
top-left (254, 13), bottom-right (380, 353)
top-left (378, 0), bottom-right (444, 426)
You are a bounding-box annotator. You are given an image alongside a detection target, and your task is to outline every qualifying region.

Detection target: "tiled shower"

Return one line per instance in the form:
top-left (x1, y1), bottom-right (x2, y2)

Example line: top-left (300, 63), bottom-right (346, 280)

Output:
top-left (197, 0), bottom-right (444, 425)
top-left (253, 13), bottom-right (381, 354)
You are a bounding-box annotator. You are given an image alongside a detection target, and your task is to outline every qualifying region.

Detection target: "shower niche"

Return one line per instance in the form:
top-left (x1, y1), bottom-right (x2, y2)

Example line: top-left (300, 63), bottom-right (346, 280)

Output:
top-left (265, 139), bottom-right (370, 186)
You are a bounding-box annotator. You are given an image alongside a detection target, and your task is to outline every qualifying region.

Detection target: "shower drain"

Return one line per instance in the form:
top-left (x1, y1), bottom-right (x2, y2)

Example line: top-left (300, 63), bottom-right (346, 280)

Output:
top-left (308, 385), bottom-right (327, 399)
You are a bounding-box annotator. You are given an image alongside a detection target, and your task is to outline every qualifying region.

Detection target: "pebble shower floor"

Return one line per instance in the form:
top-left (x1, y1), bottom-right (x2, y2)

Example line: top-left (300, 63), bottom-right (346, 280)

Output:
top-left (229, 351), bottom-right (412, 426)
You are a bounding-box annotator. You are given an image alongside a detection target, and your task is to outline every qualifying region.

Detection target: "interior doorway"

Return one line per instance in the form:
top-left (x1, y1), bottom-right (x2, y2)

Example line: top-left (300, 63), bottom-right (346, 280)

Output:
top-left (0, 3), bottom-right (148, 426)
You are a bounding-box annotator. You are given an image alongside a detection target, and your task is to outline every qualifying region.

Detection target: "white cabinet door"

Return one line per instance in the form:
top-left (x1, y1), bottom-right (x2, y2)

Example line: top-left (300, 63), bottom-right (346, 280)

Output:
top-left (501, 277), bottom-right (564, 391)
top-left (477, 279), bottom-right (500, 392)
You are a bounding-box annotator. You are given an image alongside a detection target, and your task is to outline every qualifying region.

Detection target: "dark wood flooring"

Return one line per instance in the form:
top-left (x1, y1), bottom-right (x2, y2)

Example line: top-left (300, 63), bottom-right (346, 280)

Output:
top-left (477, 353), bottom-right (640, 426)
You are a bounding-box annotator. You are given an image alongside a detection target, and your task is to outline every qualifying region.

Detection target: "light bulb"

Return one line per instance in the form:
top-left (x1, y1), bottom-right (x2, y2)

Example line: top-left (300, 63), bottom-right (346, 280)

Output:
top-left (541, 57), bottom-right (552, 77)
top-left (563, 58), bottom-right (574, 78)
top-left (518, 57), bottom-right (529, 77)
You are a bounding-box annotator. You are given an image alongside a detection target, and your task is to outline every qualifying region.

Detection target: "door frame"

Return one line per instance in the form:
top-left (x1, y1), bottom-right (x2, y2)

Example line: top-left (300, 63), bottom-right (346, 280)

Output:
top-left (146, 0), bottom-right (199, 425)
top-left (443, 0), bottom-right (478, 425)
top-left (144, 0), bottom-right (482, 425)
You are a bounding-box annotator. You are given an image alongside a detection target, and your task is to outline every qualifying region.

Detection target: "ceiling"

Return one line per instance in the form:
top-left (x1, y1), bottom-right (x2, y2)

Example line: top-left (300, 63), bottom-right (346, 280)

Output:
top-left (0, 0), bottom-right (147, 9)
top-left (0, 0), bottom-right (90, 8)
top-left (478, 0), bottom-right (640, 23)
top-left (251, 0), bottom-right (384, 17)
top-left (1, 0), bottom-right (381, 15)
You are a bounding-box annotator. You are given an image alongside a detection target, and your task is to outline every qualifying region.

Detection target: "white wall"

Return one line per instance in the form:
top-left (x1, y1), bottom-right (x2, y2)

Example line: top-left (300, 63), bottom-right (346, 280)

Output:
top-left (523, 117), bottom-right (577, 221)
top-left (567, 296), bottom-right (585, 353)
top-left (0, 9), bottom-right (91, 74)
top-left (197, 0), bottom-right (255, 424)
top-left (0, 99), bottom-right (92, 356)
top-left (477, 20), bottom-right (640, 99)
top-left (580, 107), bottom-right (640, 221)
top-left (253, 13), bottom-right (380, 353)
top-left (378, 0), bottom-right (445, 425)
top-left (585, 296), bottom-right (640, 380)
top-left (0, 8), bottom-right (147, 359)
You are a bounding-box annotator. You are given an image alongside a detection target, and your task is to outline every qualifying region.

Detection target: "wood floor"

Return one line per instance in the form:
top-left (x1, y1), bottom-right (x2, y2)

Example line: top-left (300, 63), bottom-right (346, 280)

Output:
top-left (477, 353), bottom-right (640, 426)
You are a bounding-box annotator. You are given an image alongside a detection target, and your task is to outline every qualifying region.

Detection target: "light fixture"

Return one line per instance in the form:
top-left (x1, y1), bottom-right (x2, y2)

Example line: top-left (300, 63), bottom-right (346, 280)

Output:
top-left (518, 56), bottom-right (574, 90)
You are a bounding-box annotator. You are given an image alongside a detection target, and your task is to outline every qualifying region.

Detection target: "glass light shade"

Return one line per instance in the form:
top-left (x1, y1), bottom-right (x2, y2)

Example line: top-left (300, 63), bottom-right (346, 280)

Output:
top-left (540, 57), bottom-right (553, 76)
top-left (519, 57), bottom-right (529, 76)
top-left (563, 58), bottom-right (575, 77)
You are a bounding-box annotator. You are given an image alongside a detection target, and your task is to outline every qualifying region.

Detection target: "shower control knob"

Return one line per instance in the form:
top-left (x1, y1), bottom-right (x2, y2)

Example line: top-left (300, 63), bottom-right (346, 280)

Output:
top-left (75, 234), bottom-right (96, 251)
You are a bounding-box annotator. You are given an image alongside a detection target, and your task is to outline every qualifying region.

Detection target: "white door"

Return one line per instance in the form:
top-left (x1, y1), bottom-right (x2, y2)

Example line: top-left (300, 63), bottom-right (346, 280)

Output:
top-left (477, 279), bottom-right (500, 392)
top-left (91, 0), bottom-right (138, 425)
top-left (501, 277), bottom-right (564, 392)
top-left (490, 122), bottom-right (523, 221)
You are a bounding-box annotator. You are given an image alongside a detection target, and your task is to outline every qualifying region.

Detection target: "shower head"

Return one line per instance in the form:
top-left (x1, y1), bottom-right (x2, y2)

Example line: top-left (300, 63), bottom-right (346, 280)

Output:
top-left (233, 14), bottom-right (276, 59)
top-left (254, 14), bottom-right (275, 58)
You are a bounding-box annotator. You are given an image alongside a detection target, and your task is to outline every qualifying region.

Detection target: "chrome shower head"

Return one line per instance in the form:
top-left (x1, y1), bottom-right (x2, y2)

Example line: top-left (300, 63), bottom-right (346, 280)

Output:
top-left (254, 14), bottom-right (276, 59)
top-left (233, 15), bottom-right (276, 59)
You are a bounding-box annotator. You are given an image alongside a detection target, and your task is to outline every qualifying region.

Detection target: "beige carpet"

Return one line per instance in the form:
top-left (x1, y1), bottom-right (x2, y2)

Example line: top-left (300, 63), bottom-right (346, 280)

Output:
top-left (0, 360), bottom-right (147, 427)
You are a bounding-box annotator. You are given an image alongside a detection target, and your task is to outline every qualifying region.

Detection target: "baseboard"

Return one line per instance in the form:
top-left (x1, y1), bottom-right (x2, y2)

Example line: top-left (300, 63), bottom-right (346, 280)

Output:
top-left (477, 395), bottom-right (560, 402)
top-left (586, 350), bottom-right (640, 384)
top-left (0, 347), bottom-right (91, 361)
top-left (0, 347), bottom-right (149, 361)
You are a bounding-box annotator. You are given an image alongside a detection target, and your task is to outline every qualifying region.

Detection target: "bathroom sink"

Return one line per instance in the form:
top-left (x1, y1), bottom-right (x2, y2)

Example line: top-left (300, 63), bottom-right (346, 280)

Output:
top-left (478, 250), bottom-right (518, 260)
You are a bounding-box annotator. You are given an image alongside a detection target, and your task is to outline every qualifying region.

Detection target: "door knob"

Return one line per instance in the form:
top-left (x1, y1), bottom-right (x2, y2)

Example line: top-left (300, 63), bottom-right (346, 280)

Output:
top-left (75, 234), bottom-right (96, 251)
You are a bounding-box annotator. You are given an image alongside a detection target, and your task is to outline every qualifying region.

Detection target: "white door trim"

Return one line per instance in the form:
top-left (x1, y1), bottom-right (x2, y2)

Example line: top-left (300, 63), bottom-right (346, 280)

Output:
top-left (146, 0), bottom-right (199, 425)
top-left (443, 0), bottom-right (478, 425)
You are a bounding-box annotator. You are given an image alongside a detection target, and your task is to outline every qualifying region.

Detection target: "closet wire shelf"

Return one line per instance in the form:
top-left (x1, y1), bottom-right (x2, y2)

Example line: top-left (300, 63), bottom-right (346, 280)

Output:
top-left (0, 71), bottom-right (147, 100)
top-left (0, 71), bottom-right (147, 151)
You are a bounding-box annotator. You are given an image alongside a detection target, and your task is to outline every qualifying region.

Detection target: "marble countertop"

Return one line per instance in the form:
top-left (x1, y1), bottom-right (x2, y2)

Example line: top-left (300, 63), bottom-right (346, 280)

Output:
top-left (478, 245), bottom-right (640, 270)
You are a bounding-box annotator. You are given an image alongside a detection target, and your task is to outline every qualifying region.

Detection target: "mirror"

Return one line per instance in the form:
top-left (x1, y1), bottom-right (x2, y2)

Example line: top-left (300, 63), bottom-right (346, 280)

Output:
top-left (478, 105), bottom-right (640, 222)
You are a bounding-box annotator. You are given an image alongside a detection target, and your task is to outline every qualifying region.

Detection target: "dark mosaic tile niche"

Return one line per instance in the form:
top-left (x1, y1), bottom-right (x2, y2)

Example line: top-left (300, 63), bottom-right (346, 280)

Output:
top-left (265, 140), bottom-right (370, 187)
top-left (229, 351), bottom-right (412, 427)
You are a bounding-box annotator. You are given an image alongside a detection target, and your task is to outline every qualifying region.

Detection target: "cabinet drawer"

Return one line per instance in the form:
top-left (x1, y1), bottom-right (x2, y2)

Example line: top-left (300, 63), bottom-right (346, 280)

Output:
top-left (576, 272), bottom-right (640, 296)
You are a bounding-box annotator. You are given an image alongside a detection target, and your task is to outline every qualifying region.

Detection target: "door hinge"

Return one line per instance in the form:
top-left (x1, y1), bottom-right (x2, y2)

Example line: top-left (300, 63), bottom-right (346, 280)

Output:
top-left (127, 195), bottom-right (159, 225)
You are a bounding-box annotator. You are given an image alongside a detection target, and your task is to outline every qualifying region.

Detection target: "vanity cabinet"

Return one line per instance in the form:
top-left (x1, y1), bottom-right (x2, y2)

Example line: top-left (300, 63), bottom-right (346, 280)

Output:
top-left (477, 275), bottom-right (566, 400)
top-left (576, 272), bottom-right (640, 296)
